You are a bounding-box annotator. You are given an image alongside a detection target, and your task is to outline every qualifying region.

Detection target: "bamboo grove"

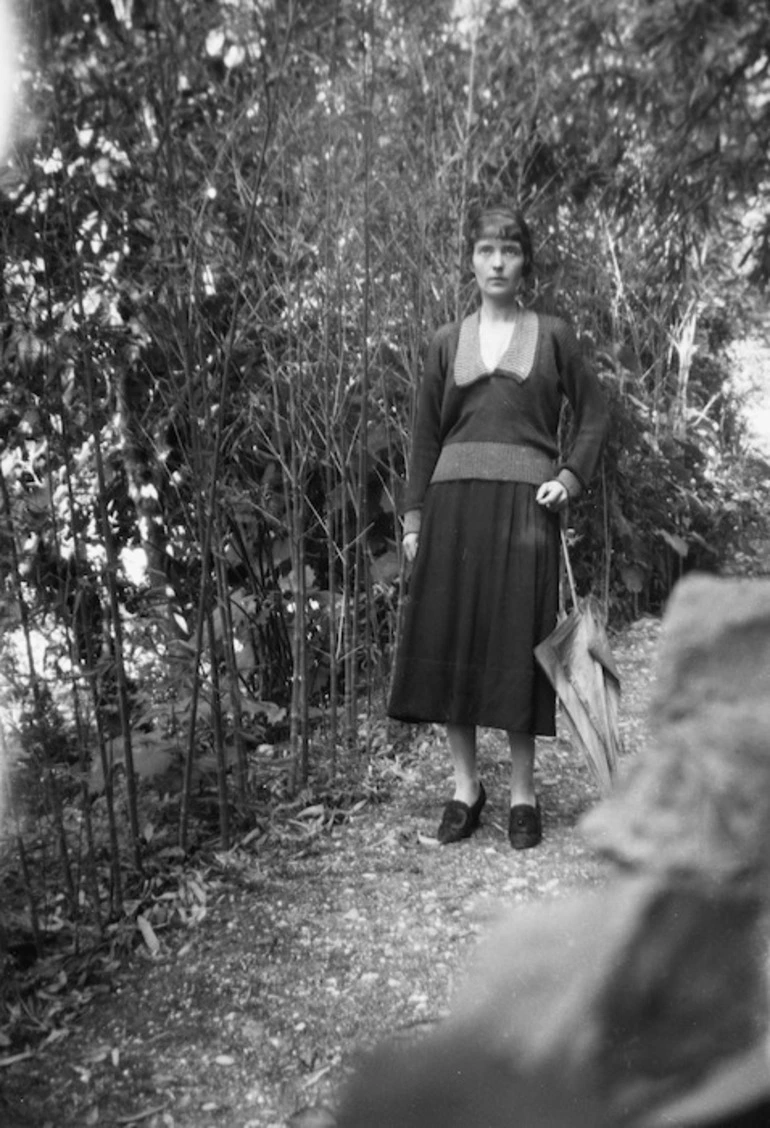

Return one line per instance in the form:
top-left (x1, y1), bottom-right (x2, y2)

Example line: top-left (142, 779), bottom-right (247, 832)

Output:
top-left (1, 0), bottom-right (769, 934)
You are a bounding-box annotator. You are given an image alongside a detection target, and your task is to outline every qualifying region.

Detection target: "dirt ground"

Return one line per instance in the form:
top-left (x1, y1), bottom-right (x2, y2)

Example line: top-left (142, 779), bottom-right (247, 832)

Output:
top-left (1, 617), bottom-right (661, 1128)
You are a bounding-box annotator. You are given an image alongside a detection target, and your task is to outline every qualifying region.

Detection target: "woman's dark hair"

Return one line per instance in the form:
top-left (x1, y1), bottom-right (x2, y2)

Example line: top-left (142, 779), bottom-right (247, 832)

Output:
top-left (466, 203), bottom-right (534, 277)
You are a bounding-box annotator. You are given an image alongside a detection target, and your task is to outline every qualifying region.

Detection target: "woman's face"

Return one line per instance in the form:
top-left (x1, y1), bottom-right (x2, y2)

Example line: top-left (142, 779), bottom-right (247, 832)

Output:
top-left (472, 236), bottom-right (526, 304)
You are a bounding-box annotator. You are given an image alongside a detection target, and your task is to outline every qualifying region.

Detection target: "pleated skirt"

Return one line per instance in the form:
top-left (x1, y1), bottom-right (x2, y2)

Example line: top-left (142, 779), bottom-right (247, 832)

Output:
top-left (387, 479), bottom-right (559, 734)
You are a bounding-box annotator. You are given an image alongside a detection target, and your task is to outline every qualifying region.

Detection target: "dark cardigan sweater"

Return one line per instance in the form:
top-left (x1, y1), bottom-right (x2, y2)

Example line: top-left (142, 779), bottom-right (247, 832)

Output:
top-left (403, 312), bottom-right (608, 535)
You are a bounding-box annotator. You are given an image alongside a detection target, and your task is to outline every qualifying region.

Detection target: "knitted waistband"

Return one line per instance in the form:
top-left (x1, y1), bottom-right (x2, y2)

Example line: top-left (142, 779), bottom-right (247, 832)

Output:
top-left (430, 442), bottom-right (555, 486)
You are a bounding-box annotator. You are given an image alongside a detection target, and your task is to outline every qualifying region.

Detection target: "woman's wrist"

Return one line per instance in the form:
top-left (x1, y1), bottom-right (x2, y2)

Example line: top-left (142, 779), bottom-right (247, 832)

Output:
top-left (402, 509), bottom-right (422, 536)
top-left (556, 468), bottom-right (581, 499)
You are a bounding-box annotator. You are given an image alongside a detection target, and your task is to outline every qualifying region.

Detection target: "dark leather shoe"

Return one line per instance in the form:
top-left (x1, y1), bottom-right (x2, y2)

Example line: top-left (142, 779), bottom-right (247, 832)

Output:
top-left (508, 801), bottom-right (542, 849)
top-left (437, 783), bottom-right (486, 845)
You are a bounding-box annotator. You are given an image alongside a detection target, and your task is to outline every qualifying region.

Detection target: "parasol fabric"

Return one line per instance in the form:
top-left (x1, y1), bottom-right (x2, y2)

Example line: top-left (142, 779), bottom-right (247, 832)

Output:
top-left (535, 531), bottom-right (621, 794)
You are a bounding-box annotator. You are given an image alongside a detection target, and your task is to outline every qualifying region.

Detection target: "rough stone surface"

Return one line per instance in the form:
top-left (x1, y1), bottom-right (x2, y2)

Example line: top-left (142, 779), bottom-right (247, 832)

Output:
top-left (452, 880), bottom-right (766, 1107)
top-left (335, 1010), bottom-right (614, 1128)
top-left (582, 576), bottom-right (770, 886)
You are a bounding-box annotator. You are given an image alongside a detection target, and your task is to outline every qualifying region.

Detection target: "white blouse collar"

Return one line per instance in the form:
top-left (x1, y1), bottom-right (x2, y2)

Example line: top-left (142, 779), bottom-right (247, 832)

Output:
top-left (453, 309), bottom-right (539, 387)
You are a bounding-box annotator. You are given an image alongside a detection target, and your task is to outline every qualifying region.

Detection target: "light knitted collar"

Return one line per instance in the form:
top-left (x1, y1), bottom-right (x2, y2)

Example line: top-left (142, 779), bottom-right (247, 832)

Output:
top-left (453, 309), bottom-right (539, 387)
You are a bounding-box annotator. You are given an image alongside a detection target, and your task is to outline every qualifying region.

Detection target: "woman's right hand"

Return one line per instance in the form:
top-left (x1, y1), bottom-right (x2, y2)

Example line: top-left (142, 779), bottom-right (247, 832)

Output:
top-left (402, 533), bottom-right (419, 562)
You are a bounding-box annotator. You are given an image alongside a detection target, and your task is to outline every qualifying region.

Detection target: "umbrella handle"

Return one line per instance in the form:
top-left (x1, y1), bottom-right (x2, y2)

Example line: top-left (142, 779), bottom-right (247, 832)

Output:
top-left (560, 525), bottom-right (579, 611)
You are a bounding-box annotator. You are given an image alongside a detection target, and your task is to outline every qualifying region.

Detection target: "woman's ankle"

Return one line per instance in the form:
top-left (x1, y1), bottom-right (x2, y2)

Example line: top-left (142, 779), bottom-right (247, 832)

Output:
top-left (509, 787), bottom-right (537, 808)
top-left (453, 776), bottom-right (481, 805)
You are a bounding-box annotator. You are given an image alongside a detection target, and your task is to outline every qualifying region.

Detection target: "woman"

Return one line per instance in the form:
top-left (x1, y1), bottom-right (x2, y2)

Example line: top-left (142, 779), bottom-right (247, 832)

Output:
top-left (388, 204), bottom-right (608, 849)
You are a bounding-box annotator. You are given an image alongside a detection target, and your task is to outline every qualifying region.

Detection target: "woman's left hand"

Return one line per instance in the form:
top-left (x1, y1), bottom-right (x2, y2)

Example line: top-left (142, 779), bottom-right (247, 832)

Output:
top-left (536, 479), bottom-right (569, 513)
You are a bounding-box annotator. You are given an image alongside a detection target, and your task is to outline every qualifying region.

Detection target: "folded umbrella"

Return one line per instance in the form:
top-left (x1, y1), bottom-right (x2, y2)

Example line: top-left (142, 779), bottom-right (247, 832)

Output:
top-left (535, 530), bottom-right (621, 794)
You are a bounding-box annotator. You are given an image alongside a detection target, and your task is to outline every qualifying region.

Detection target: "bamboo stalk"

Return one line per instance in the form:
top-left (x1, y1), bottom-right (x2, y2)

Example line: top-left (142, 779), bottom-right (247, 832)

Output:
top-left (177, 343), bottom-right (212, 852)
top-left (320, 6), bottom-right (344, 772)
top-left (295, 482), bottom-right (310, 785)
top-left (213, 518), bottom-right (248, 809)
top-left (205, 600), bottom-right (230, 849)
top-left (71, 695), bottom-right (105, 939)
top-left (342, 471), bottom-right (356, 748)
top-left (354, 0), bottom-right (376, 756)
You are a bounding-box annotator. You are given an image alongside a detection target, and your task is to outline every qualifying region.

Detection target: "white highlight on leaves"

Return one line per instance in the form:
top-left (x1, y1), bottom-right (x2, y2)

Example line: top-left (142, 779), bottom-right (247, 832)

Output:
top-left (224, 44), bottom-right (246, 69)
top-left (206, 29), bottom-right (226, 57)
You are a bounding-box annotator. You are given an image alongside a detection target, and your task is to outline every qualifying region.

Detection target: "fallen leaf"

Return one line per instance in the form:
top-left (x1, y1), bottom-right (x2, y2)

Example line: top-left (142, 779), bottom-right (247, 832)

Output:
top-left (115, 1106), bottom-right (169, 1126)
top-left (297, 804), bottom-right (326, 819)
top-left (137, 915), bottom-right (161, 956)
top-left (0, 1050), bottom-right (34, 1068)
top-left (287, 1105), bottom-right (337, 1127)
top-left (299, 1065), bottom-right (333, 1091)
top-left (417, 832), bottom-right (440, 848)
top-left (83, 1045), bottom-right (111, 1064)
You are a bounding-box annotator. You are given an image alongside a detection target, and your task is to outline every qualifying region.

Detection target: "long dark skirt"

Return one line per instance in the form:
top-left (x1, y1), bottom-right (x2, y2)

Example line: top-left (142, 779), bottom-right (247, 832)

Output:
top-left (387, 479), bottom-right (559, 734)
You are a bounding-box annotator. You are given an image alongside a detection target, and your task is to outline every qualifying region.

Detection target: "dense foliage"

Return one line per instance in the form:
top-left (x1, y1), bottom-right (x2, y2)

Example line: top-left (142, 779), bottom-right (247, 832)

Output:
top-left (1, 0), bottom-right (769, 950)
